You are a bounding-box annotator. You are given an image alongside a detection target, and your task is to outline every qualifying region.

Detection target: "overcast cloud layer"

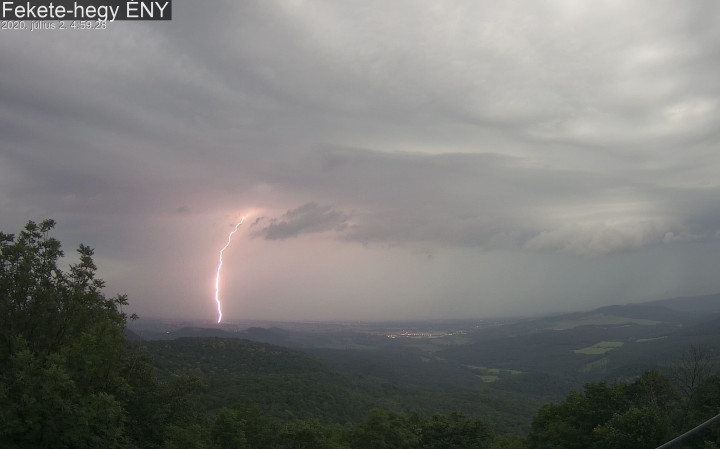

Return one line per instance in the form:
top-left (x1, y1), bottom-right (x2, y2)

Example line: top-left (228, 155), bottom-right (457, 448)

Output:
top-left (2, 0), bottom-right (720, 321)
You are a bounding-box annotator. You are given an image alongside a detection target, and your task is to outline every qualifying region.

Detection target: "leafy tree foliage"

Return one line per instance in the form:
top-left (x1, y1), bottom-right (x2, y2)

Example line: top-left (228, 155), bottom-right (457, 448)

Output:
top-left (338, 409), bottom-right (496, 449)
top-left (345, 408), bottom-right (419, 449)
top-left (0, 220), bottom-right (133, 448)
top-left (527, 368), bottom-right (720, 449)
top-left (212, 398), bottom-right (281, 449)
top-left (279, 419), bottom-right (345, 449)
top-left (210, 406), bottom-right (248, 449)
top-left (685, 375), bottom-right (720, 448)
top-left (412, 412), bottom-right (494, 449)
top-left (593, 405), bottom-right (666, 449)
top-left (491, 434), bottom-right (527, 449)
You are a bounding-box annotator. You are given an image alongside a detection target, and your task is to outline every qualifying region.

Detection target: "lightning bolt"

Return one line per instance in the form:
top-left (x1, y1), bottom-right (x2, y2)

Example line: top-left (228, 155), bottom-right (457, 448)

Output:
top-left (214, 217), bottom-right (245, 324)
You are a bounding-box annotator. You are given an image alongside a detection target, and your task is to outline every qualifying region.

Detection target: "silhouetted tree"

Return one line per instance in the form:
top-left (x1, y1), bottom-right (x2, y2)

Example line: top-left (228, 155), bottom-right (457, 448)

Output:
top-left (671, 344), bottom-right (715, 428)
top-left (527, 375), bottom-right (680, 449)
top-left (0, 220), bottom-right (133, 448)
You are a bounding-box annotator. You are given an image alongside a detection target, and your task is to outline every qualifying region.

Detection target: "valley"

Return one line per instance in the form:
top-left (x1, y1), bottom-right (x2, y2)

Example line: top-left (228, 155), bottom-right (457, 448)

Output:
top-left (129, 293), bottom-right (720, 434)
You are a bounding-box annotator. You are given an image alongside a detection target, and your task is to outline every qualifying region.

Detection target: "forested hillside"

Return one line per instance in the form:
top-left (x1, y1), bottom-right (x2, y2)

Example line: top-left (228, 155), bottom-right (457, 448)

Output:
top-left (145, 337), bottom-right (380, 423)
top-left (4, 220), bottom-right (720, 448)
top-left (141, 336), bottom-right (542, 435)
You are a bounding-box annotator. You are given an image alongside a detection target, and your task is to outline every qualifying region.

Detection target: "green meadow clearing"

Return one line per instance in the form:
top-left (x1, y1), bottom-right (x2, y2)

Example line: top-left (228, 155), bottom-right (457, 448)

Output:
top-left (573, 341), bottom-right (624, 354)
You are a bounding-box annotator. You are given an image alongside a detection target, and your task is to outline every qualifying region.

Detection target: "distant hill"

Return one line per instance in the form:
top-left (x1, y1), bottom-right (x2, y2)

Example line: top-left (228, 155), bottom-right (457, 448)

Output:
top-left (166, 326), bottom-right (238, 339)
top-left (142, 337), bottom-right (383, 423)
top-left (593, 303), bottom-right (702, 324)
top-left (141, 335), bottom-right (543, 434)
top-left (240, 326), bottom-right (294, 346)
top-left (434, 294), bottom-right (720, 397)
top-left (124, 327), bottom-right (144, 341)
top-left (644, 294), bottom-right (720, 314)
top-left (130, 323), bottom-right (296, 344)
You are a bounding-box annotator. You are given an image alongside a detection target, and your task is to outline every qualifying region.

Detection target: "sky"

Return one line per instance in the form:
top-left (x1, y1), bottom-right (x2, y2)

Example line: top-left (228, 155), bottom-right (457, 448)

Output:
top-left (2, 0), bottom-right (720, 322)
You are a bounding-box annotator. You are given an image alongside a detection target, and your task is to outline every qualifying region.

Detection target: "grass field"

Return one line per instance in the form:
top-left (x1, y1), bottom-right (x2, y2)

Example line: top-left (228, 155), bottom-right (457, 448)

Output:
top-left (479, 375), bottom-right (500, 382)
top-left (464, 365), bottom-right (523, 382)
top-left (635, 336), bottom-right (667, 343)
top-left (573, 341), bottom-right (624, 354)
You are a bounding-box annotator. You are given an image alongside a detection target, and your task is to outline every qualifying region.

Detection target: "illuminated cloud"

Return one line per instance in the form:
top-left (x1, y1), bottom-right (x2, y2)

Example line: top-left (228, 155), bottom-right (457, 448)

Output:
top-left (253, 202), bottom-right (351, 240)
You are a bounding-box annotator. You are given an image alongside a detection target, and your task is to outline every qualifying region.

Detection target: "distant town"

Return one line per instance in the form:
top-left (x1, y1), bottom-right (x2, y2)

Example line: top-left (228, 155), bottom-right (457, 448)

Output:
top-left (386, 329), bottom-right (468, 339)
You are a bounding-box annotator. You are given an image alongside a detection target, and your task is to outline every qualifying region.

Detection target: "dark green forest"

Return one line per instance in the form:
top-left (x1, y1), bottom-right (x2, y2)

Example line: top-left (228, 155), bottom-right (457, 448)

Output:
top-left (3, 220), bottom-right (720, 448)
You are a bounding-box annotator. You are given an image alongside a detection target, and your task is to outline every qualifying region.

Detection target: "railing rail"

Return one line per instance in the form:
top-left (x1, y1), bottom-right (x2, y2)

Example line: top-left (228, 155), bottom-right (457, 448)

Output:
top-left (655, 412), bottom-right (720, 449)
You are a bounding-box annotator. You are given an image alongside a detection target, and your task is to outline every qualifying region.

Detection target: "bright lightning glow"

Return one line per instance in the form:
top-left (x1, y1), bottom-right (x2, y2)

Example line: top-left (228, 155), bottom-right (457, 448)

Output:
top-left (214, 217), bottom-right (244, 324)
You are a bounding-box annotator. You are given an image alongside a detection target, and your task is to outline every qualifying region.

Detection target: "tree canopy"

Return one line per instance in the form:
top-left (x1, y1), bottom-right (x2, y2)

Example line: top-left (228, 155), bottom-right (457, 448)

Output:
top-left (1, 219), bottom-right (135, 448)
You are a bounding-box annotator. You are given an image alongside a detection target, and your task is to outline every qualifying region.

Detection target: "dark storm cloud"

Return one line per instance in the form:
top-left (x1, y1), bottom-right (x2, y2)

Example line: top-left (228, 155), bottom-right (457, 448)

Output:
top-left (3, 2), bottom-right (720, 254)
top-left (246, 147), bottom-right (720, 255)
top-left (253, 202), bottom-right (351, 240)
top-left (2, 0), bottom-right (720, 320)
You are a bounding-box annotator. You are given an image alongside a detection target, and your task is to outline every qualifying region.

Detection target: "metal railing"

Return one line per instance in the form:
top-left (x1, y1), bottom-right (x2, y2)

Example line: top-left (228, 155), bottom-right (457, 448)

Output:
top-left (655, 412), bottom-right (720, 449)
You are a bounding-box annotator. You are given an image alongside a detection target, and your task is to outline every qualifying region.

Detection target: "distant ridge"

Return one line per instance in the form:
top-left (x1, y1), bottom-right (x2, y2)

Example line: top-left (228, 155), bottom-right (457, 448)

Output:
top-left (124, 327), bottom-right (144, 341)
top-left (644, 294), bottom-right (720, 314)
top-left (569, 294), bottom-right (720, 325)
top-left (142, 325), bottom-right (294, 345)
top-left (168, 326), bottom-right (237, 339)
top-left (594, 304), bottom-right (700, 323)
top-left (127, 293), bottom-right (720, 341)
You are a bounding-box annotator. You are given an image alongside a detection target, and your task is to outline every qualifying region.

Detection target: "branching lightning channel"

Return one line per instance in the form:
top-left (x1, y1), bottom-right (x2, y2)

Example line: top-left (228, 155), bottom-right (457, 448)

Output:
top-left (214, 217), bottom-right (244, 324)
